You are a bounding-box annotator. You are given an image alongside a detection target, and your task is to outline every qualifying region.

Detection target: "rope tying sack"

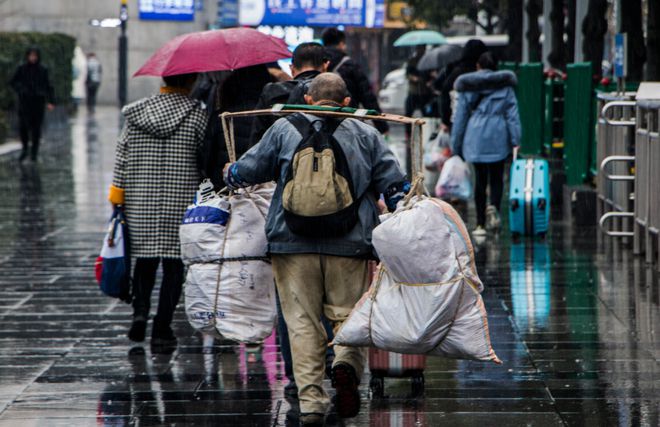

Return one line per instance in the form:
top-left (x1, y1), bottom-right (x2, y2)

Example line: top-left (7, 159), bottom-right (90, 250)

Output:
top-left (401, 119), bottom-right (429, 208)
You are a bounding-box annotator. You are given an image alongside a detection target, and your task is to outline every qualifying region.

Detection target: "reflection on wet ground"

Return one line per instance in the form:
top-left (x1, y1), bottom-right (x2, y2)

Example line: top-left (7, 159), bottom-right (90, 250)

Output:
top-left (0, 107), bottom-right (658, 426)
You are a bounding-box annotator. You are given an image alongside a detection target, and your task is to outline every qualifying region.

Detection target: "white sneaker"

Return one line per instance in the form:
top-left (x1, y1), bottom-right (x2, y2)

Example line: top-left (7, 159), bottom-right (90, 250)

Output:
top-left (472, 225), bottom-right (487, 237)
top-left (485, 205), bottom-right (501, 231)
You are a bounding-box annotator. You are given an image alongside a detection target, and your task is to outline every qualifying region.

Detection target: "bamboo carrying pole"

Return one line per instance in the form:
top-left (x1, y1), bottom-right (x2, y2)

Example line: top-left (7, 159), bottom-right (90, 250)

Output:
top-left (220, 106), bottom-right (427, 194)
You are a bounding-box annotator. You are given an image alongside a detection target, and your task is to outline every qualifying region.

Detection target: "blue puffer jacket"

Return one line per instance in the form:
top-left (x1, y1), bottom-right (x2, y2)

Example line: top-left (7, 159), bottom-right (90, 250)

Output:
top-left (450, 70), bottom-right (521, 163)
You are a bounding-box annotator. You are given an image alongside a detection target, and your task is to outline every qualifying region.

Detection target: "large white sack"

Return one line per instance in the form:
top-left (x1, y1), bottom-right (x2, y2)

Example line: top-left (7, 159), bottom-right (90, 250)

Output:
top-left (372, 197), bottom-right (468, 284)
top-left (180, 184), bottom-right (273, 265)
top-left (185, 262), bottom-right (276, 343)
top-left (334, 198), bottom-right (500, 363)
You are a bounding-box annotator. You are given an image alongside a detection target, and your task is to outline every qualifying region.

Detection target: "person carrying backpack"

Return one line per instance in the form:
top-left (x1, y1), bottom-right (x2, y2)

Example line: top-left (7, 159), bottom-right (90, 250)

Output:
top-left (322, 28), bottom-right (389, 135)
top-left (250, 42), bottom-right (328, 145)
top-left (223, 73), bottom-right (407, 426)
top-left (250, 42), bottom-right (334, 400)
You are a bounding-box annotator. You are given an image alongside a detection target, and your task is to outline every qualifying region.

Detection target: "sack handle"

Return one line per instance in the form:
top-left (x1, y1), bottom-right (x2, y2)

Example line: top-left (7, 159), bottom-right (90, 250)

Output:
top-left (107, 207), bottom-right (123, 247)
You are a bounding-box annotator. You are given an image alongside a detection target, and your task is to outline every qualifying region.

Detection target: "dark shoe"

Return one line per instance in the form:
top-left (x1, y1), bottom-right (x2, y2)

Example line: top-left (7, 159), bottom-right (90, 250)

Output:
top-left (325, 353), bottom-right (335, 379)
top-left (151, 326), bottom-right (177, 354)
top-left (284, 380), bottom-right (298, 399)
top-left (128, 316), bottom-right (147, 342)
top-left (152, 324), bottom-right (177, 343)
top-left (331, 363), bottom-right (360, 418)
top-left (299, 413), bottom-right (324, 426)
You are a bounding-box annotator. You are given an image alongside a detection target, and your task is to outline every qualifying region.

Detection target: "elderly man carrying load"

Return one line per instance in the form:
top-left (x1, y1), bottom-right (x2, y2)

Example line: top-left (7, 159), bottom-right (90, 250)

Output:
top-left (223, 73), bottom-right (407, 426)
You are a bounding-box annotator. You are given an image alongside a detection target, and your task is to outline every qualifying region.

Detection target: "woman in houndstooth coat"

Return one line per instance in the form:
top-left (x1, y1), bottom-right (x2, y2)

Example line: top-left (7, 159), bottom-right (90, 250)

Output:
top-left (108, 73), bottom-right (207, 349)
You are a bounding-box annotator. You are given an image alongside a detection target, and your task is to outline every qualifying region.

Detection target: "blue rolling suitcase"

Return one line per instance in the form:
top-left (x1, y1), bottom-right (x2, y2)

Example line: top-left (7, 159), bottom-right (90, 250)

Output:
top-left (509, 158), bottom-right (550, 236)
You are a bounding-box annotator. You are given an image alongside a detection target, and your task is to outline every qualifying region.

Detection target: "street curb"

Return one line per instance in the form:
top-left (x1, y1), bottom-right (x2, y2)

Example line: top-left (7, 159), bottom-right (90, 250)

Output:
top-left (0, 140), bottom-right (21, 157)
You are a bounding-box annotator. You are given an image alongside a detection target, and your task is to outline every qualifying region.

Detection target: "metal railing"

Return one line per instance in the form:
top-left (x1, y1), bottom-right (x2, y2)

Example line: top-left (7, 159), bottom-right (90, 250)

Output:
top-left (634, 100), bottom-right (660, 267)
top-left (597, 94), bottom-right (637, 238)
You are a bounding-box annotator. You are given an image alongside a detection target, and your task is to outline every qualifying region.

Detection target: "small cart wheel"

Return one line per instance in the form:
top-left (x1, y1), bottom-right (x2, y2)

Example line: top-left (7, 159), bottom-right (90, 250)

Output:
top-left (369, 376), bottom-right (385, 399)
top-left (411, 373), bottom-right (424, 398)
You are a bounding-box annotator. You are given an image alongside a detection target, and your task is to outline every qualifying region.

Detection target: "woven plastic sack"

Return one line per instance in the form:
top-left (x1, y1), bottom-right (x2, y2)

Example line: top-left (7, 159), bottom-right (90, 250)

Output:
top-left (334, 197), bottom-right (500, 363)
top-left (184, 262), bottom-right (276, 343)
top-left (180, 184), bottom-right (272, 265)
top-left (182, 183), bottom-right (276, 343)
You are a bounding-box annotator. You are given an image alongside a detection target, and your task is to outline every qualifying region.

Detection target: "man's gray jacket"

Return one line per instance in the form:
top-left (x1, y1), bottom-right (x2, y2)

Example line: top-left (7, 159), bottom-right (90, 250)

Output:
top-left (232, 113), bottom-right (406, 258)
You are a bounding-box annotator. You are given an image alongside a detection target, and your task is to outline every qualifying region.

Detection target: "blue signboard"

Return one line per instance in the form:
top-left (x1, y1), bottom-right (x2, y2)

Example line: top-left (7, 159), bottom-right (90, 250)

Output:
top-left (614, 33), bottom-right (627, 78)
top-left (239, 0), bottom-right (384, 28)
top-left (219, 0), bottom-right (239, 28)
top-left (139, 0), bottom-right (195, 21)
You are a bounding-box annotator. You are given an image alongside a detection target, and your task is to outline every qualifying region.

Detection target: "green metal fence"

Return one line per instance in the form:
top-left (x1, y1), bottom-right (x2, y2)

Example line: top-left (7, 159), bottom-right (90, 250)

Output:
top-left (502, 62), bottom-right (545, 155)
top-left (544, 77), bottom-right (565, 152)
top-left (563, 63), bottom-right (594, 186)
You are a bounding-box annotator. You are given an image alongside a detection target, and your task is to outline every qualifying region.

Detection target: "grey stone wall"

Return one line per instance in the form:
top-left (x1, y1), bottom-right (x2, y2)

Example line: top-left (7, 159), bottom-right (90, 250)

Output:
top-left (0, 0), bottom-right (218, 105)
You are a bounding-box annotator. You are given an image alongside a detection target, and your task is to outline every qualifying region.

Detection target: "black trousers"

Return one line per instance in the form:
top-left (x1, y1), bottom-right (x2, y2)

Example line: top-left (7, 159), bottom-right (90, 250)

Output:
top-left (132, 258), bottom-right (184, 331)
top-left (404, 93), bottom-right (432, 137)
top-left (86, 83), bottom-right (99, 111)
top-left (18, 98), bottom-right (46, 160)
top-left (473, 161), bottom-right (506, 227)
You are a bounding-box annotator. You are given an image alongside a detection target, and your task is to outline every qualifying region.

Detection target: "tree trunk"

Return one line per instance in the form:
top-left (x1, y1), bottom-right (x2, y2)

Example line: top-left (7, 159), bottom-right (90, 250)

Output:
top-left (508, 0), bottom-right (523, 62)
top-left (582, 0), bottom-right (608, 77)
top-left (646, 0), bottom-right (660, 80)
top-left (620, 0), bottom-right (646, 81)
top-left (526, 0), bottom-right (543, 62)
top-left (548, 0), bottom-right (566, 69)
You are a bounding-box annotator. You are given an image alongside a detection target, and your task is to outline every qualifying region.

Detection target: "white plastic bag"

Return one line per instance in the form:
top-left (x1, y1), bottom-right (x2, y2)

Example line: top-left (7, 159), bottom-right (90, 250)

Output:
top-left (435, 155), bottom-right (472, 200)
top-left (423, 132), bottom-right (451, 172)
top-left (334, 198), bottom-right (500, 363)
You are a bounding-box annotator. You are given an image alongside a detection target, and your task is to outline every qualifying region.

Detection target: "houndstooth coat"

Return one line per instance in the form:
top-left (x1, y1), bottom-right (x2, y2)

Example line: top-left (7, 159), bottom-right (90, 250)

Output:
top-left (112, 93), bottom-right (207, 258)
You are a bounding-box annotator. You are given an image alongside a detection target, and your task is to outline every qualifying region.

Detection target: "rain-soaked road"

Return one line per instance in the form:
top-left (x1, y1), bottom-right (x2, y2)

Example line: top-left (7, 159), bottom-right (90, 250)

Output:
top-left (0, 107), bottom-right (658, 426)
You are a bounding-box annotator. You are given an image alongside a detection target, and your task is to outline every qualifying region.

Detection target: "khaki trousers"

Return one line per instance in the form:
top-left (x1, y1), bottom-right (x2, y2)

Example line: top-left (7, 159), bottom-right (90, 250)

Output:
top-left (272, 254), bottom-right (369, 414)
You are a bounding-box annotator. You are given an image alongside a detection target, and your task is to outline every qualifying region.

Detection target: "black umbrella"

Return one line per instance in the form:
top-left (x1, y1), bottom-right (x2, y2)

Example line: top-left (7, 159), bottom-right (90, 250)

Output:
top-left (417, 44), bottom-right (463, 72)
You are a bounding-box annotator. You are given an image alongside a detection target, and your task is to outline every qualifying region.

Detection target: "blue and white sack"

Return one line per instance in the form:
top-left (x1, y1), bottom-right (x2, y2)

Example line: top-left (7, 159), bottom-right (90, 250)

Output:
top-left (180, 180), bottom-right (231, 265)
top-left (181, 181), bottom-right (277, 343)
top-left (96, 208), bottom-right (131, 303)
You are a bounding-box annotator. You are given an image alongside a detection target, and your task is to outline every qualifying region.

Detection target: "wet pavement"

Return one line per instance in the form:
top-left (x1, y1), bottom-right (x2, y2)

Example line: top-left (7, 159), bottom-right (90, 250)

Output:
top-left (0, 106), bottom-right (658, 426)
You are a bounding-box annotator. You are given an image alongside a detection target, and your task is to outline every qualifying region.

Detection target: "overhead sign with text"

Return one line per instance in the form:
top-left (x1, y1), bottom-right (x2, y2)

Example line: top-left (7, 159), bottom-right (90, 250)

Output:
top-left (139, 0), bottom-right (195, 21)
top-left (239, 0), bottom-right (385, 28)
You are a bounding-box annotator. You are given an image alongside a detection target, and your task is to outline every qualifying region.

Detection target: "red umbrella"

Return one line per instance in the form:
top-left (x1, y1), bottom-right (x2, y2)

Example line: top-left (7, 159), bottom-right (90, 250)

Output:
top-left (133, 27), bottom-right (292, 77)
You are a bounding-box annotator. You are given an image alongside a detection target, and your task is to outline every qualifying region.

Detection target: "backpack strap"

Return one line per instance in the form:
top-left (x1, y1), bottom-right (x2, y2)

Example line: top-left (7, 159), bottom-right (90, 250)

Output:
top-left (323, 117), bottom-right (344, 136)
top-left (332, 56), bottom-right (351, 73)
top-left (286, 113), bottom-right (314, 139)
top-left (286, 113), bottom-right (345, 138)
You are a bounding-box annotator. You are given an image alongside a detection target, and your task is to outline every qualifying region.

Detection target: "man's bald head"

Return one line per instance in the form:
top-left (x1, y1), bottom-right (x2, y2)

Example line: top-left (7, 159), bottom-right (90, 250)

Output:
top-left (305, 73), bottom-right (351, 106)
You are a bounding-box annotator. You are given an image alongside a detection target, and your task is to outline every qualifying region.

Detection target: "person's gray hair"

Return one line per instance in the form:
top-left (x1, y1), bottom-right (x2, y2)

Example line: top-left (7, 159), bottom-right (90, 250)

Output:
top-left (307, 73), bottom-right (349, 104)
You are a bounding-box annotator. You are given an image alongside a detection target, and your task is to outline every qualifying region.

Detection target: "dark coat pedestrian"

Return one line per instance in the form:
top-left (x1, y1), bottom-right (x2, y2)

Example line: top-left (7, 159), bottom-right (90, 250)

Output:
top-left (85, 53), bottom-right (102, 112)
top-left (434, 39), bottom-right (487, 128)
top-left (322, 28), bottom-right (389, 134)
top-left (250, 69), bottom-right (321, 145)
top-left (405, 45), bottom-right (432, 119)
top-left (250, 43), bottom-right (331, 145)
top-left (9, 47), bottom-right (55, 161)
top-left (108, 74), bottom-right (207, 347)
top-left (199, 65), bottom-right (274, 189)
